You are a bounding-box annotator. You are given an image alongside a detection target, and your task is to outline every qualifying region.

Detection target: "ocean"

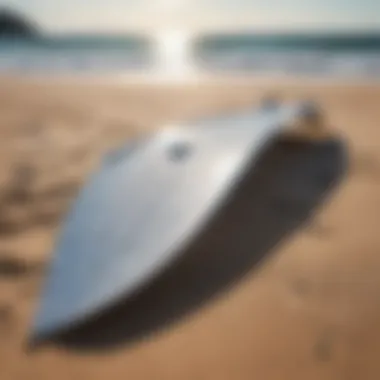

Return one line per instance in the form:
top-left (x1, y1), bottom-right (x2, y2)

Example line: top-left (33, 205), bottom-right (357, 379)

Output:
top-left (0, 35), bottom-right (153, 75)
top-left (1, 33), bottom-right (380, 79)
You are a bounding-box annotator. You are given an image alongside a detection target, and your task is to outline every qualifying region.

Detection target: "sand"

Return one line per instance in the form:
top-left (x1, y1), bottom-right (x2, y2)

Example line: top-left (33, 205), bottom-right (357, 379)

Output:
top-left (0, 76), bottom-right (380, 379)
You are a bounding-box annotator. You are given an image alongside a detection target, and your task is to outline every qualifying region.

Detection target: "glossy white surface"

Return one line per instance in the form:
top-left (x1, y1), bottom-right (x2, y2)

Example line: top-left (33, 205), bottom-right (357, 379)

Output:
top-left (32, 103), bottom-right (306, 339)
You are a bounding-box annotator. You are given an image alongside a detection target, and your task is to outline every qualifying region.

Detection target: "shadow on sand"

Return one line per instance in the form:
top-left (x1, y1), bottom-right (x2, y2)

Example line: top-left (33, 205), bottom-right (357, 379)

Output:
top-left (39, 137), bottom-right (348, 351)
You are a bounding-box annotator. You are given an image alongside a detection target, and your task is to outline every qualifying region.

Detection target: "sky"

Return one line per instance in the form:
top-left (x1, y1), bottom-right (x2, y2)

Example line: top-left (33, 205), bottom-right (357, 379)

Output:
top-left (2, 0), bottom-right (380, 33)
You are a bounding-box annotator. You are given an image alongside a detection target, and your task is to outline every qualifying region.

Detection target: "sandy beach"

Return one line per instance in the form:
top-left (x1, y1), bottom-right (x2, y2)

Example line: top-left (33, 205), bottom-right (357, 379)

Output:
top-left (0, 76), bottom-right (380, 380)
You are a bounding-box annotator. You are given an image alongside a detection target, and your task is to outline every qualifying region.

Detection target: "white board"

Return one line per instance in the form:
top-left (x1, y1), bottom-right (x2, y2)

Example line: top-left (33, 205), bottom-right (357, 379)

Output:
top-left (32, 103), bottom-right (307, 339)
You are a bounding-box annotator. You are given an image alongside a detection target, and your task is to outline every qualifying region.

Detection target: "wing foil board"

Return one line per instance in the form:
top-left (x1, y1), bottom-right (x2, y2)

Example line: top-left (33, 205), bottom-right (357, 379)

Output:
top-left (31, 102), bottom-right (316, 340)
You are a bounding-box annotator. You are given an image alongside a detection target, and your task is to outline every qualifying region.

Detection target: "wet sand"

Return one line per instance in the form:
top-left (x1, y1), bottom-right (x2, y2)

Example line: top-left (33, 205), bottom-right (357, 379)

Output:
top-left (0, 77), bottom-right (380, 379)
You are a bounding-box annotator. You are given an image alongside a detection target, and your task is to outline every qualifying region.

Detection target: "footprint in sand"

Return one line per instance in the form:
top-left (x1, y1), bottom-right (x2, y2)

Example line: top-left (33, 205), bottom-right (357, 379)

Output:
top-left (0, 254), bottom-right (44, 279)
top-left (313, 328), bottom-right (335, 363)
top-left (0, 304), bottom-right (14, 338)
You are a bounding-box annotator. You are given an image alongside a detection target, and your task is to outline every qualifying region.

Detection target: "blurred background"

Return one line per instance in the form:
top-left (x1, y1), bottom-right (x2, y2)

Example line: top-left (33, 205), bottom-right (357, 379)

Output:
top-left (0, 0), bottom-right (380, 79)
top-left (0, 2), bottom-right (380, 380)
